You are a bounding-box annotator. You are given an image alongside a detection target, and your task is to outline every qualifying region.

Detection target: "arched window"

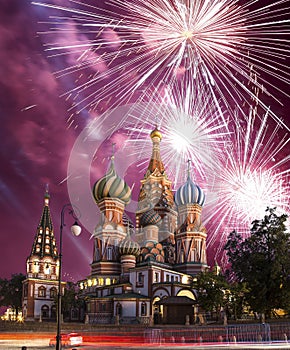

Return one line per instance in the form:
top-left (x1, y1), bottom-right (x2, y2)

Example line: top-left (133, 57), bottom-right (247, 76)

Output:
top-left (50, 287), bottom-right (57, 298)
top-left (38, 286), bottom-right (46, 297)
top-left (33, 261), bottom-right (39, 273)
top-left (44, 263), bottom-right (50, 275)
top-left (107, 247), bottom-right (112, 260)
top-left (51, 305), bottom-right (56, 319)
top-left (41, 305), bottom-right (49, 318)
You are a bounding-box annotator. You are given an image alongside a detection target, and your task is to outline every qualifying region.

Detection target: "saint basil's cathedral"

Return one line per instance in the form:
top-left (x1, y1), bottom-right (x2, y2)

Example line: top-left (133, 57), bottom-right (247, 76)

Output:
top-left (22, 127), bottom-right (209, 325)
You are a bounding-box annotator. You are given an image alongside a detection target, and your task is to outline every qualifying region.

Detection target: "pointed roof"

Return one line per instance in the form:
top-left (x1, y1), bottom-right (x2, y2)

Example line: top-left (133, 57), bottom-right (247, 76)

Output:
top-left (30, 187), bottom-right (58, 259)
top-left (145, 126), bottom-right (165, 178)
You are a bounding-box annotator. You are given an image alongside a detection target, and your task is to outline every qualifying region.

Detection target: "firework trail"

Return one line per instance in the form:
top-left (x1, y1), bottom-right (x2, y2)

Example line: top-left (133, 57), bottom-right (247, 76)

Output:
top-left (33, 0), bottom-right (290, 129)
top-left (204, 107), bottom-right (290, 266)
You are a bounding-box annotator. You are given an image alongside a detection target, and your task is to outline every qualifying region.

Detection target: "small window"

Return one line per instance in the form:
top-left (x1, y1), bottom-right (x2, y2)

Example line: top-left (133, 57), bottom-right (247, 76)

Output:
top-left (33, 261), bottom-right (39, 273)
top-left (116, 302), bottom-right (122, 316)
top-left (154, 272), bottom-right (159, 283)
top-left (38, 286), bottom-right (46, 297)
top-left (23, 284), bottom-right (28, 297)
top-left (141, 302), bottom-right (147, 316)
top-left (107, 247), bottom-right (112, 260)
top-left (50, 287), bottom-right (57, 298)
top-left (138, 273), bottom-right (143, 283)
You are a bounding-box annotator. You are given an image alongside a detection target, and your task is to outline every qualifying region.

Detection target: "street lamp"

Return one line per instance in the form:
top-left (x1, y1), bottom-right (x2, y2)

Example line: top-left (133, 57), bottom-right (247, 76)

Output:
top-left (56, 204), bottom-right (81, 350)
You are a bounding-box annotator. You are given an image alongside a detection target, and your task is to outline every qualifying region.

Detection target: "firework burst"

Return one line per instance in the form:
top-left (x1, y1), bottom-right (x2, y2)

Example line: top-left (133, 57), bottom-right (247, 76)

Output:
top-left (204, 107), bottom-right (290, 264)
top-left (123, 82), bottom-right (229, 188)
top-left (33, 0), bottom-right (290, 129)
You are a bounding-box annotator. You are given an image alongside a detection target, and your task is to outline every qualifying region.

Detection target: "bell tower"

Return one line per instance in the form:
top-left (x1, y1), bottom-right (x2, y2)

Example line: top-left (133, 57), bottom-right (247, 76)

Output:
top-left (22, 187), bottom-right (61, 321)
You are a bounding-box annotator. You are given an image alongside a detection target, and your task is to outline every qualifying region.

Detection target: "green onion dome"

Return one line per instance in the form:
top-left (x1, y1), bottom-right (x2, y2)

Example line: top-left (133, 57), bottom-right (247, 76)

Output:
top-left (93, 156), bottom-right (131, 204)
top-left (140, 209), bottom-right (162, 227)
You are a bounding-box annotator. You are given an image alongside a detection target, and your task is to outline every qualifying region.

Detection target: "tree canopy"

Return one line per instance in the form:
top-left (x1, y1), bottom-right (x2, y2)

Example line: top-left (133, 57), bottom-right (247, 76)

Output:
top-left (224, 207), bottom-right (290, 318)
top-left (0, 273), bottom-right (25, 314)
top-left (195, 269), bottom-right (229, 320)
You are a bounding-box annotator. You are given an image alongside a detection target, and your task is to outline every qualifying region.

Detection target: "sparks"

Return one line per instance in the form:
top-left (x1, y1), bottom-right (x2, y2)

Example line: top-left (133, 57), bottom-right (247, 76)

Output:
top-left (204, 108), bottom-right (290, 264)
top-left (33, 0), bottom-right (290, 129)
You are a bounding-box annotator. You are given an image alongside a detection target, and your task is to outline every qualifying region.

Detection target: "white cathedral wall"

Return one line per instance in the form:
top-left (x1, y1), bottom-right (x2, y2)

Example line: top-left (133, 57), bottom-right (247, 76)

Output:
top-left (34, 299), bottom-right (53, 318)
top-left (119, 301), bottom-right (136, 317)
top-left (130, 269), bottom-right (150, 296)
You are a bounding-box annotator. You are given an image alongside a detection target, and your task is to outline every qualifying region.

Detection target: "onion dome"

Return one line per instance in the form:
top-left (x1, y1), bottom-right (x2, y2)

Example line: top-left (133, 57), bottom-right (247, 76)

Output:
top-left (175, 175), bottom-right (205, 207)
top-left (150, 127), bottom-right (162, 140)
top-left (140, 209), bottom-right (162, 227)
top-left (140, 242), bottom-right (164, 262)
top-left (93, 156), bottom-right (131, 204)
top-left (119, 238), bottom-right (140, 257)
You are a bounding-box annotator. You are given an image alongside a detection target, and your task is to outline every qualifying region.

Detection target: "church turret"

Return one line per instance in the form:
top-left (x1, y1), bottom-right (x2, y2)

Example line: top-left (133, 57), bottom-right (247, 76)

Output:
top-left (91, 150), bottom-right (132, 277)
top-left (136, 126), bottom-right (177, 264)
top-left (174, 162), bottom-right (208, 275)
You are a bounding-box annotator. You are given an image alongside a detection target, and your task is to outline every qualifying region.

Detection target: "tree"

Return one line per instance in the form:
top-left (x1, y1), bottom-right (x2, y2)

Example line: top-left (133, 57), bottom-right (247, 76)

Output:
top-left (61, 282), bottom-right (83, 321)
top-left (225, 207), bottom-right (290, 318)
top-left (195, 269), bottom-right (230, 321)
top-left (0, 273), bottom-right (25, 317)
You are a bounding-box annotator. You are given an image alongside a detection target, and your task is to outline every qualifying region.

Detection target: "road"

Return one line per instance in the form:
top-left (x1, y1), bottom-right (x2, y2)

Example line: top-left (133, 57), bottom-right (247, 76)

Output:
top-left (1, 332), bottom-right (290, 350)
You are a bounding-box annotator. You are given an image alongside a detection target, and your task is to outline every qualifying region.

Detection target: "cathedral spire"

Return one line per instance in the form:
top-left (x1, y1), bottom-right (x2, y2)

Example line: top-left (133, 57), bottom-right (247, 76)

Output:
top-left (186, 159), bottom-right (191, 179)
top-left (30, 187), bottom-right (57, 259)
top-left (145, 126), bottom-right (165, 177)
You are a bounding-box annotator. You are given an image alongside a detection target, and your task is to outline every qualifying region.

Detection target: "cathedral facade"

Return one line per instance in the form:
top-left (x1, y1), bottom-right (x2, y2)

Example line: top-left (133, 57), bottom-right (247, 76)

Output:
top-left (80, 127), bottom-right (208, 325)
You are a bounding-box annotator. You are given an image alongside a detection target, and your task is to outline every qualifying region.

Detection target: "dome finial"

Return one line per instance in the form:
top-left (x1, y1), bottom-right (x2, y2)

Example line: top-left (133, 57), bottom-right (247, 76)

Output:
top-left (44, 184), bottom-right (50, 206)
top-left (186, 159), bottom-right (191, 179)
top-left (111, 142), bottom-right (116, 160)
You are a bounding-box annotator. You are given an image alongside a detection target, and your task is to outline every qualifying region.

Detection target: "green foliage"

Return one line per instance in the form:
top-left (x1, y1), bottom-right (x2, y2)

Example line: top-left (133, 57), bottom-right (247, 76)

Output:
top-left (61, 282), bottom-right (83, 320)
top-left (226, 282), bottom-right (249, 320)
top-left (0, 273), bottom-right (25, 314)
top-left (225, 207), bottom-right (290, 318)
top-left (195, 269), bottom-right (229, 319)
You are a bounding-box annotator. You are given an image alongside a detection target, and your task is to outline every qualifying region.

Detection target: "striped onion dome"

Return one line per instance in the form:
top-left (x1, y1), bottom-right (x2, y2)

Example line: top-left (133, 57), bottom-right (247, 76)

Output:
top-left (119, 238), bottom-right (140, 256)
top-left (93, 156), bottom-right (131, 204)
top-left (175, 175), bottom-right (205, 207)
top-left (140, 209), bottom-right (162, 227)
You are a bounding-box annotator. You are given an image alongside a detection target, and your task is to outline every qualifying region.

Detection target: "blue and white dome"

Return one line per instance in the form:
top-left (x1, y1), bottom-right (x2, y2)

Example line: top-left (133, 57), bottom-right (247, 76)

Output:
top-left (175, 176), bottom-right (205, 207)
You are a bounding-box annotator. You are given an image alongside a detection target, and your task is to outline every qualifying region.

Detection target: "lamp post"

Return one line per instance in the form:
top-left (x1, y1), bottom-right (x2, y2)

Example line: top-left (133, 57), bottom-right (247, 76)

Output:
top-left (56, 204), bottom-right (81, 350)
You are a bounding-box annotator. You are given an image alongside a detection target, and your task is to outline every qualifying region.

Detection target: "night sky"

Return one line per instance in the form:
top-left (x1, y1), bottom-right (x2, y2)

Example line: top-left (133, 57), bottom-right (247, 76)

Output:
top-left (0, 0), bottom-right (93, 281)
top-left (0, 0), bottom-right (289, 282)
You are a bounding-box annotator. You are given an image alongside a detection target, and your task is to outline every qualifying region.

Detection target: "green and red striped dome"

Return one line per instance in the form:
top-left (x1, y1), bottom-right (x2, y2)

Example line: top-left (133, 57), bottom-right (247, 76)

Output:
top-left (93, 157), bottom-right (131, 204)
